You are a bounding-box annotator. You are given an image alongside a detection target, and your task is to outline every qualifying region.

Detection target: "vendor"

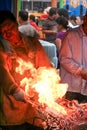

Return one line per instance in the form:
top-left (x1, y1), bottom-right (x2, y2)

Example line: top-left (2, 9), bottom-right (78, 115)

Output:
top-left (0, 10), bottom-right (53, 130)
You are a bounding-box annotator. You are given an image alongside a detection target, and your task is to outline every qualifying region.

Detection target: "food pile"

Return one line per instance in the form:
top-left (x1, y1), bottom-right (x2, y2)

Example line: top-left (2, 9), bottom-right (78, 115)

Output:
top-left (41, 99), bottom-right (87, 130)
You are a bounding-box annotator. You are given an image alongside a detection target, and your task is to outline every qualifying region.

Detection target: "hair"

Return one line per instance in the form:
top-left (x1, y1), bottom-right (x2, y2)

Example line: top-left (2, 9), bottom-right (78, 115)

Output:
top-left (56, 16), bottom-right (68, 29)
top-left (79, 15), bottom-right (84, 21)
top-left (0, 10), bottom-right (17, 25)
top-left (57, 8), bottom-right (69, 19)
top-left (49, 7), bottom-right (57, 16)
top-left (69, 15), bottom-right (77, 24)
top-left (69, 15), bottom-right (76, 20)
top-left (29, 15), bottom-right (35, 22)
top-left (19, 10), bottom-right (28, 21)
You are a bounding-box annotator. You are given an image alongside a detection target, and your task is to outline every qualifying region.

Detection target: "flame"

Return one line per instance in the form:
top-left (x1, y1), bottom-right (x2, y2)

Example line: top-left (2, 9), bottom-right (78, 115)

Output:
top-left (16, 58), bottom-right (68, 115)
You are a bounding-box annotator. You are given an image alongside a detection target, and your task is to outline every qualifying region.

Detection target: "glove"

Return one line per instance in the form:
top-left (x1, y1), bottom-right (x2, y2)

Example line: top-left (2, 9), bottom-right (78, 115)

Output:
top-left (13, 88), bottom-right (29, 102)
top-left (80, 68), bottom-right (87, 80)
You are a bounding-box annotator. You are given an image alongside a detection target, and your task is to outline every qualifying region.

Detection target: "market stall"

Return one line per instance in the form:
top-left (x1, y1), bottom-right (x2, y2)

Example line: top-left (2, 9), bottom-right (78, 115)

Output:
top-left (15, 58), bottom-right (87, 130)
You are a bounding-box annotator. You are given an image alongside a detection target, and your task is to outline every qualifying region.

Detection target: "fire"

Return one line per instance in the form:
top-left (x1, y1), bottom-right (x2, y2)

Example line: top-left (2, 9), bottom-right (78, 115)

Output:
top-left (16, 58), bottom-right (68, 115)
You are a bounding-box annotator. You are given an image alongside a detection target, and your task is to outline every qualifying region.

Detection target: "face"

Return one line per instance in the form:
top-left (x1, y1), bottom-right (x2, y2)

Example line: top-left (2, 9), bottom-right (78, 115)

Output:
top-left (52, 14), bottom-right (58, 20)
top-left (18, 16), bottom-right (22, 25)
top-left (0, 19), bottom-right (20, 44)
top-left (57, 24), bottom-right (63, 32)
top-left (76, 16), bottom-right (83, 25)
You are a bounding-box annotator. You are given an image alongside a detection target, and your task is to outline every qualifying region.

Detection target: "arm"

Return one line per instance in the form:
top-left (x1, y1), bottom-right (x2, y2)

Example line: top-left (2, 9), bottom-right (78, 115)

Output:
top-left (55, 38), bottom-right (62, 52)
top-left (0, 50), bottom-right (29, 102)
top-left (42, 19), bottom-right (57, 35)
top-left (59, 34), bottom-right (83, 76)
top-left (42, 30), bottom-right (57, 34)
top-left (0, 64), bottom-right (18, 95)
top-left (0, 51), bottom-right (18, 95)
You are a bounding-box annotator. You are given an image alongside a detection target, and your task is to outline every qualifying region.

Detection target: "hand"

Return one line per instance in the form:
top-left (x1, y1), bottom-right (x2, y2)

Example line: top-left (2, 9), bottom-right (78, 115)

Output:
top-left (13, 88), bottom-right (29, 102)
top-left (28, 87), bottom-right (39, 100)
top-left (33, 118), bottom-right (47, 129)
top-left (80, 68), bottom-right (87, 80)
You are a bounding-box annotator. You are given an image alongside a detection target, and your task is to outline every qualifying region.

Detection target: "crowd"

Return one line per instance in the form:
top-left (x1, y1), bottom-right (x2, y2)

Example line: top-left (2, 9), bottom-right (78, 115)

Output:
top-left (18, 8), bottom-right (84, 53)
top-left (0, 6), bottom-right (86, 130)
top-left (17, 7), bottom-right (87, 104)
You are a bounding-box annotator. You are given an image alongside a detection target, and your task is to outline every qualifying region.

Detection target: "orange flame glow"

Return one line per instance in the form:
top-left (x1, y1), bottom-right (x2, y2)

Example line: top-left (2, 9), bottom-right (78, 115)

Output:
top-left (16, 58), bottom-right (68, 115)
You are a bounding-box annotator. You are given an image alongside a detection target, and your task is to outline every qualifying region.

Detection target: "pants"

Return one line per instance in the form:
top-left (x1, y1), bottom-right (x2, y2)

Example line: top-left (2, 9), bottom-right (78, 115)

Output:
top-left (65, 92), bottom-right (87, 103)
top-left (0, 123), bottom-right (44, 130)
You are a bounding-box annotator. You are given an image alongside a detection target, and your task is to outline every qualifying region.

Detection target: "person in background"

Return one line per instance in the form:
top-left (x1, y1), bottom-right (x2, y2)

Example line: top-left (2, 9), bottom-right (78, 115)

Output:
top-left (18, 10), bottom-right (39, 38)
top-left (69, 15), bottom-right (78, 28)
top-left (57, 8), bottom-right (78, 29)
top-left (59, 11), bottom-right (87, 103)
top-left (42, 7), bottom-right (58, 44)
top-left (29, 14), bottom-right (40, 32)
top-left (55, 16), bottom-right (68, 69)
top-left (57, 8), bottom-right (69, 20)
top-left (56, 16), bottom-right (68, 52)
top-left (76, 15), bottom-right (83, 26)
top-left (0, 10), bottom-right (53, 130)
top-left (36, 16), bottom-right (43, 27)
top-left (38, 7), bottom-right (44, 13)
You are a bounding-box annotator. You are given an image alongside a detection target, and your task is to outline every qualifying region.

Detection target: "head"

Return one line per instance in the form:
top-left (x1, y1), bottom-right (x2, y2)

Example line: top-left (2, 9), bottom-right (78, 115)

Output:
top-left (48, 7), bottom-right (57, 19)
top-left (57, 8), bottom-right (69, 20)
top-left (69, 15), bottom-right (77, 26)
top-left (76, 15), bottom-right (83, 25)
top-left (0, 10), bottom-right (20, 44)
top-left (29, 15), bottom-right (35, 22)
top-left (38, 7), bottom-right (43, 13)
top-left (18, 10), bottom-right (28, 24)
top-left (56, 16), bottom-right (68, 31)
